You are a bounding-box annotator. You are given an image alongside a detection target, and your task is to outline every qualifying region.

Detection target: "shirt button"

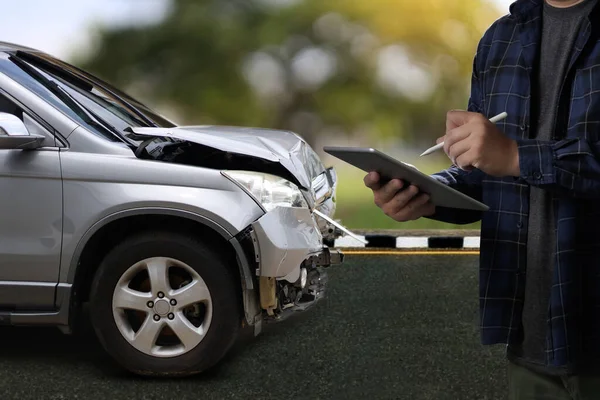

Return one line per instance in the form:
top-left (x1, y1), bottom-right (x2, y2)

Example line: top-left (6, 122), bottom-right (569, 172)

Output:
top-left (533, 172), bottom-right (542, 180)
top-left (517, 221), bottom-right (523, 229)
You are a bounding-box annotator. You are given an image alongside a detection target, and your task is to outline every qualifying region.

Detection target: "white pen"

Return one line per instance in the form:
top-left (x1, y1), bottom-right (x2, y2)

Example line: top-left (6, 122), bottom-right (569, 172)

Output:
top-left (419, 111), bottom-right (509, 157)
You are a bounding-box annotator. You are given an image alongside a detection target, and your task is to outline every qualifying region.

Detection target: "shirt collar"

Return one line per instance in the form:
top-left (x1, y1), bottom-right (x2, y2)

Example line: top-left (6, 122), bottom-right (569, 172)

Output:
top-left (509, 0), bottom-right (599, 22)
top-left (509, 0), bottom-right (544, 17)
top-left (509, 0), bottom-right (543, 19)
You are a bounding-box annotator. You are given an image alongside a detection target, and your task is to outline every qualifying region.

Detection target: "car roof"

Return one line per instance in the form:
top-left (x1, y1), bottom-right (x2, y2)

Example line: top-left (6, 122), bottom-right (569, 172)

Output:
top-left (0, 41), bottom-right (47, 56)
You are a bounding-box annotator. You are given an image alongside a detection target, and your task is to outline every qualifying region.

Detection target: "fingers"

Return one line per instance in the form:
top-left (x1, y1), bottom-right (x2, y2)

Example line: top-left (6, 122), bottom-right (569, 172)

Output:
top-left (389, 192), bottom-right (435, 221)
top-left (443, 124), bottom-right (472, 155)
top-left (364, 171), bottom-right (435, 221)
top-left (421, 201), bottom-right (436, 217)
top-left (406, 195), bottom-right (436, 218)
top-left (447, 136), bottom-right (471, 166)
top-left (454, 150), bottom-right (476, 171)
top-left (365, 173), bottom-right (409, 209)
top-left (363, 171), bottom-right (381, 190)
top-left (380, 184), bottom-right (417, 215)
top-left (375, 179), bottom-right (405, 207)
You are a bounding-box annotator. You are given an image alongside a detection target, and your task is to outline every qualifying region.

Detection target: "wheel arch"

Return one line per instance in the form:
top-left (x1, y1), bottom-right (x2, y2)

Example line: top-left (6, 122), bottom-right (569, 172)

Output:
top-left (66, 208), bottom-right (258, 329)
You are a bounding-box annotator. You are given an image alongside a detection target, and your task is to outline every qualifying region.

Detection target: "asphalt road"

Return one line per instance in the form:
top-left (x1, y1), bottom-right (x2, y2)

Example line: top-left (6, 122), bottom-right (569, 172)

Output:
top-left (0, 253), bottom-right (508, 400)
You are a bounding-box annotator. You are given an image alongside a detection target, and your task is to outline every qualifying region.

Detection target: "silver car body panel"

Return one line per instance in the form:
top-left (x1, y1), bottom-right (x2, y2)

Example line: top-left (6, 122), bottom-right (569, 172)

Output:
top-left (251, 207), bottom-right (323, 283)
top-left (59, 129), bottom-right (266, 284)
top-left (65, 125), bottom-right (133, 155)
top-left (0, 146), bottom-right (62, 309)
top-left (0, 69), bottom-right (77, 310)
top-left (0, 151), bottom-right (62, 280)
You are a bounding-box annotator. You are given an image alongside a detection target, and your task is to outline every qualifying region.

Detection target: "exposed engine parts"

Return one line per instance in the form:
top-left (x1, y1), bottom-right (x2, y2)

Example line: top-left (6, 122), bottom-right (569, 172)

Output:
top-left (262, 248), bottom-right (342, 322)
top-left (264, 265), bottom-right (328, 323)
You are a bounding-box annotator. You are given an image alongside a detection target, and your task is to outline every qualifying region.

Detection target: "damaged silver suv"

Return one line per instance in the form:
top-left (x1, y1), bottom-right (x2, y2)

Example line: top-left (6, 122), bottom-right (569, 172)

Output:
top-left (0, 42), bottom-right (347, 376)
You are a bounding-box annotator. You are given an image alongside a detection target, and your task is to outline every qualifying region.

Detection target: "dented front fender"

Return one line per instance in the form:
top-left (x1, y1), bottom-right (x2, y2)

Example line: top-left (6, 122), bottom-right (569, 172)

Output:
top-left (251, 206), bottom-right (323, 283)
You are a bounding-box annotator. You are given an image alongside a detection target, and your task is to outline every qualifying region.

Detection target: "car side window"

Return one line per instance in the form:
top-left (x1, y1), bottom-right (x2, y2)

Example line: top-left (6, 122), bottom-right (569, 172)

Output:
top-left (0, 92), bottom-right (55, 147)
top-left (0, 91), bottom-right (23, 120)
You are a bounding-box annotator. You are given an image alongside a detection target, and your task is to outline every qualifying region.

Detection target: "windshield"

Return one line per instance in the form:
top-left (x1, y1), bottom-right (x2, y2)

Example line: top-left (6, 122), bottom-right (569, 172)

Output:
top-left (0, 51), bottom-right (176, 144)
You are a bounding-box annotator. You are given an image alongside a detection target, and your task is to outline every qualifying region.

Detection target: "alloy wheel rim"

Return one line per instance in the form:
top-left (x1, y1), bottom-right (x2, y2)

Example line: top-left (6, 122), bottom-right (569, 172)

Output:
top-left (111, 256), bottom-right (213, 358)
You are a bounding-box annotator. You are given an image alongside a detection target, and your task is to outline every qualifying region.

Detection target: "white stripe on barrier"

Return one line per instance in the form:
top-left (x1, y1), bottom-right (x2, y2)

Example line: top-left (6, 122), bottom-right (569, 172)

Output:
top-left (334, 235), bottom-right (367, 248)
top-left (463, 236), bottom-right (481, 248)
top-left (396, 237), bottom-right (429, 248)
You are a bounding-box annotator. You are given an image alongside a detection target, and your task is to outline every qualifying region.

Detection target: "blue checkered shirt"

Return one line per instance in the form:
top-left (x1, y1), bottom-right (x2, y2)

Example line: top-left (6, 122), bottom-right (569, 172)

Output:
top-left (430, 0), bottom-right (600, 369)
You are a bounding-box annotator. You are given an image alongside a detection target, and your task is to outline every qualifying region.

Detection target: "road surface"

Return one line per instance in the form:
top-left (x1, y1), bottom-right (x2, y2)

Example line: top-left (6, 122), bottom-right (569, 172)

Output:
top-left (0, 252), bottom-right (507, 400)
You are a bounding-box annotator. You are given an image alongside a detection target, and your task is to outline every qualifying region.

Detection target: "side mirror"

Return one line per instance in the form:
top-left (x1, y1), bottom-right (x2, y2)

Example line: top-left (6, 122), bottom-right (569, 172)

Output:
top-left (0, 112), bottom-right (45, 150)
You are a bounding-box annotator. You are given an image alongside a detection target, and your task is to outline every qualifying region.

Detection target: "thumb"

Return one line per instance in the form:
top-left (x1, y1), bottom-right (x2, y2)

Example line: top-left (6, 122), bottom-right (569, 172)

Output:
top-left (435, 136), bottom-right (445, 144)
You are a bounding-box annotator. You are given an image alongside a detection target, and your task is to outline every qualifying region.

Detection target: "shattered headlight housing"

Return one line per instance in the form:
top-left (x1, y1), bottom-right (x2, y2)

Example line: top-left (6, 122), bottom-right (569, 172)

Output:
top-left (222, 171), bottom-right (309, 212)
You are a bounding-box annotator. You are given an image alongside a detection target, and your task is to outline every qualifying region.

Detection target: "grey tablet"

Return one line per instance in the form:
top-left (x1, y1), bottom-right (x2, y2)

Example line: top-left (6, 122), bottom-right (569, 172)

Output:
top-left (323, 146), bottom-right (489, 211)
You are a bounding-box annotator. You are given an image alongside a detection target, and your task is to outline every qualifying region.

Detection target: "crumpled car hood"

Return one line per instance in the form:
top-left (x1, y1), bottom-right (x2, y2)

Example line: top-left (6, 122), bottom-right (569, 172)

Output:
top-left (127, 125), bottom-right (325, 190)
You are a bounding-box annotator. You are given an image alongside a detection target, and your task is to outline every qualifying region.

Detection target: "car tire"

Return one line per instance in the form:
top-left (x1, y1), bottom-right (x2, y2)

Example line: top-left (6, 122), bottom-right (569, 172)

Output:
top-left (89, 230), bottom-right (241, 377)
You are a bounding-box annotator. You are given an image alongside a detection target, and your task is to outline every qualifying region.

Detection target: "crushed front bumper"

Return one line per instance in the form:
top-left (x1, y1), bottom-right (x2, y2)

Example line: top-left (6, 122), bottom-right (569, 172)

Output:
top-left (251, 206), bottom-right (342, 280)
top-left (248, 206), bottom-right (344, 321)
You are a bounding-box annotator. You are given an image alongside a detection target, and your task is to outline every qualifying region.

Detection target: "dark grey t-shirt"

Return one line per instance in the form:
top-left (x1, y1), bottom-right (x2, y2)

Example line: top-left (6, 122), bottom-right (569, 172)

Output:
top-left (507, 0), bottom-right (598, 375)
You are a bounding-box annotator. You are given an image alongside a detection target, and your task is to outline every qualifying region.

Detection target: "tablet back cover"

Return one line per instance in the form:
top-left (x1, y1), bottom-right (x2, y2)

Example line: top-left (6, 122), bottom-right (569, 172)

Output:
top-left (324, 146), bottom-right (489, 211)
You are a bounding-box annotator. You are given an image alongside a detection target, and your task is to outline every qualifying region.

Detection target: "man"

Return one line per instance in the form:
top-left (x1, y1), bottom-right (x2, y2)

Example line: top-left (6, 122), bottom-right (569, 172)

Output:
top-left (364, 0), bottom-right (600, 398)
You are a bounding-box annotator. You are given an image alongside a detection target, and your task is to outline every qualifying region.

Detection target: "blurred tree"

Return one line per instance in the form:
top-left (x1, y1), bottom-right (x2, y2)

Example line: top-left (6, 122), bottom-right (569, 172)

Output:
top-left (75, 0), bottom-right (501, 147)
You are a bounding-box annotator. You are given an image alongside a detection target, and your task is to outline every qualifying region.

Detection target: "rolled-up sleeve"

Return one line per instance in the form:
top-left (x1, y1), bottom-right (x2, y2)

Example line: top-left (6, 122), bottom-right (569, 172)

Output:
top-left (517, 137), bottom-right (600, 198)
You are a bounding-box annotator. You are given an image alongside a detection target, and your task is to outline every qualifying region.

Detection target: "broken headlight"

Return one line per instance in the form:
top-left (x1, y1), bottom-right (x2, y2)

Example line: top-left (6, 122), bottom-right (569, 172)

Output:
top-left (223, 171), bottom-right (309, 211)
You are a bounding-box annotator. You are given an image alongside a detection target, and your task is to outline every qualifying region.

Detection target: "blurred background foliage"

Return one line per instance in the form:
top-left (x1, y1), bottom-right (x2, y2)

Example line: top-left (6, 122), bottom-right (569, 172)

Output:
top-left (75, 0), bottom-right (504, 230)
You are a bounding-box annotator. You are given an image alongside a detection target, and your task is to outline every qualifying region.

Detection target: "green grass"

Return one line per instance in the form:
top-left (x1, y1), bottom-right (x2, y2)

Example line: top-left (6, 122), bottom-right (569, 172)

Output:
top-left (332, 158), bottom-right (482, 230)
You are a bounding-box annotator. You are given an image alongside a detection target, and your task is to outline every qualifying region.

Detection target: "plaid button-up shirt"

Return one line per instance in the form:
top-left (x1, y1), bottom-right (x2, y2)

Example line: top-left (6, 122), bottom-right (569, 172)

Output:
top-left (431, 0), bottom-right (600, 369)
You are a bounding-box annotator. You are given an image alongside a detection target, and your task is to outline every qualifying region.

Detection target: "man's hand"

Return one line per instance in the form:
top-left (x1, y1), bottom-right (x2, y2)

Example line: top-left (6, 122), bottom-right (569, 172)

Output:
top-left (363, 172), bottom-right (435, 222)
top-left (437, 110), bottom-right (520, 177)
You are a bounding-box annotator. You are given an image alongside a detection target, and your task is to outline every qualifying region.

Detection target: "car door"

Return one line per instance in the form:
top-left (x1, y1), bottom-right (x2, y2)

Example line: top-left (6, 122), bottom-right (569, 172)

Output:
top-left (0, 92), bottom-right (63, 310)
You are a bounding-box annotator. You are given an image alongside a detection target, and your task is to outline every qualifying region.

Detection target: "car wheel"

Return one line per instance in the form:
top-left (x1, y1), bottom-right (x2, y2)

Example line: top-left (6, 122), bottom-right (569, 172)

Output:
top-left (89, 230), bottom-right (241, 377)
